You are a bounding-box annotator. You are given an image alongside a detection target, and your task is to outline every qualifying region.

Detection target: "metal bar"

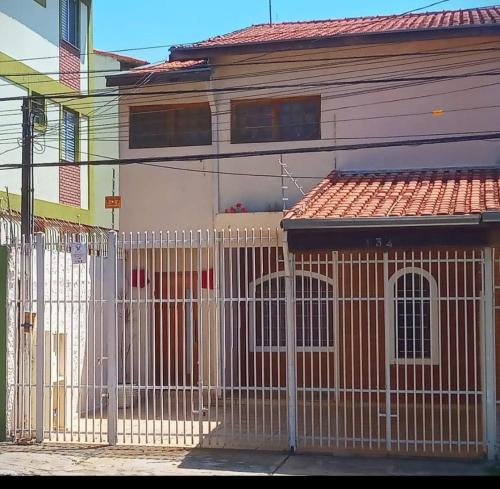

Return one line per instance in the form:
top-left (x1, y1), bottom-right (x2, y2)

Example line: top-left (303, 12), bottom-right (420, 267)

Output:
top-left (35, 233), bottom-right (45, 443)
top-left (482, 247), bottom-right (497, 461)
top-left (106, 231), bottom-right (118, 445)
top-left (383, 252), bottom-right (392, 451)
top-left (283, 231), bottom-right (297, 452)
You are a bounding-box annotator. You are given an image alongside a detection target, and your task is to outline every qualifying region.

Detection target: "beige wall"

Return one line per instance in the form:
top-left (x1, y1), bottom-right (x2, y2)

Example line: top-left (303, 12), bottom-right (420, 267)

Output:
top-left (119, 35), bottom-right (500, 234)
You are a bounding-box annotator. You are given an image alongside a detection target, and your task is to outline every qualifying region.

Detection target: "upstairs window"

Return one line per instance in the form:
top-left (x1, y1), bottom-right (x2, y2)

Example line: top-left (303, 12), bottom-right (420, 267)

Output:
top-left (32, 92), bottom-right (47, 133)
top-left (129, 104), bottom-right (212, 149)
top-left (62, 109), bottom-right (79, 162)
top-left (61, 0), bottom-right (80, 48)
top-left (231, 96), bottom-right (321, 144)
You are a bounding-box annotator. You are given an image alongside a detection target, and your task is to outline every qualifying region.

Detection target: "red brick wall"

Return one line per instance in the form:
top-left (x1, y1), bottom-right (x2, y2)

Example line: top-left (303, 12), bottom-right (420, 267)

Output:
top-left (59, 41), bottom-right (80, 91)
top-left (59, 165), bottom-right (81, 207)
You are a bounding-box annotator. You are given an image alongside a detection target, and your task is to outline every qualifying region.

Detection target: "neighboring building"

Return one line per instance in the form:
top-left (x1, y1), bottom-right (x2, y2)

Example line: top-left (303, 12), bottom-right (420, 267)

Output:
top-left (0, 0), bottom-right (144, 238)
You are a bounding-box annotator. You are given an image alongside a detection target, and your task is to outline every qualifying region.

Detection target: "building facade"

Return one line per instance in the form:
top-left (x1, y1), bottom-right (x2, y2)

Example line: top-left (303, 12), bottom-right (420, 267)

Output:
top-left (0, 0), bottom-right (139, 235)
top-left (108, 7), bottom-right (500, 234)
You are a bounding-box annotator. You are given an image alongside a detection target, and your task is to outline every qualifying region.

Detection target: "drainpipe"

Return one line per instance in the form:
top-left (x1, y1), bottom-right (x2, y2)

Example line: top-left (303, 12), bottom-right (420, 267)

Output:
top-left (283, 230), bottom-right (297, 452)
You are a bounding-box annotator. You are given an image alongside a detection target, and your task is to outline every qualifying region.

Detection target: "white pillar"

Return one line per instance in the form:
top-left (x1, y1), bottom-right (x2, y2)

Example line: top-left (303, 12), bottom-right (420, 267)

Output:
top-left (483, 247), bottom-right (497, 461)
top-left (283, 232), bottom-right (297, 452)
top-left (35, 233), bottom-right (45, 443)
top-left (105, 231), bottom-right (118, 445)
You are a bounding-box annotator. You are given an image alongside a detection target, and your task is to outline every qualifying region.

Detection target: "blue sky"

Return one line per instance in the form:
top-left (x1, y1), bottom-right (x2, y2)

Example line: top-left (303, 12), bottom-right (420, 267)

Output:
top-left (93, 0), bottom-right (493, 63)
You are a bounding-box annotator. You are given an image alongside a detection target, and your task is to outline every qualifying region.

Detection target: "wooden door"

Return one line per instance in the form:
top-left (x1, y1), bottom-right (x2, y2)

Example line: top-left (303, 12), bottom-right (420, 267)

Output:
top-left (154, 272), bottom-right (199, 386)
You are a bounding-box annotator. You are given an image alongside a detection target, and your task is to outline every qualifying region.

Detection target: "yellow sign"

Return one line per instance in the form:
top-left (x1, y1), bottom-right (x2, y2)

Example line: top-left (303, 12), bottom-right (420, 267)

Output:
top-left (105, 196), bottom-right (121, 209)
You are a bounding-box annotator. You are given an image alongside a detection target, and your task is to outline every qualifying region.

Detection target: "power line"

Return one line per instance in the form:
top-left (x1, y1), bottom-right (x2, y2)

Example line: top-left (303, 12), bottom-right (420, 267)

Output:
top-left (2, 44), bottom-right (500, 81)
top-left (0, 44), bottom-right (496, 118)
top-left (1, 70), bottom-right (499, 103)
top-left (1, 131), bottom-right (499, 172)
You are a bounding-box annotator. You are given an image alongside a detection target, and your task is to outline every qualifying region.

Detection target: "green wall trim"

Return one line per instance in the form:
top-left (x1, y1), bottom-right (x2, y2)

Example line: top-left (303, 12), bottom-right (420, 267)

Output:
top-left (0, 190), bottom-right (92, 226)
top-left (0, 53), bottom-right (96, 118)
top-left (0, 247), bottom-right (7, 441)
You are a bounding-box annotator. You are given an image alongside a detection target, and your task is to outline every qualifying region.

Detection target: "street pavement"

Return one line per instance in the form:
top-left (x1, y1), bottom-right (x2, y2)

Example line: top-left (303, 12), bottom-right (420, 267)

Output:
top-left (0, 443), bottom-right (497, 476)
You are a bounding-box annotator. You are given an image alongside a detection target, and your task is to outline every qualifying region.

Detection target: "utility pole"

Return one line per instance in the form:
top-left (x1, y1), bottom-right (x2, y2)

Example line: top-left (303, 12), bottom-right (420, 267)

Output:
top-left (21, 97), bottom-right (34, 241)
top-left (269, 0), bottom-right (273, 26)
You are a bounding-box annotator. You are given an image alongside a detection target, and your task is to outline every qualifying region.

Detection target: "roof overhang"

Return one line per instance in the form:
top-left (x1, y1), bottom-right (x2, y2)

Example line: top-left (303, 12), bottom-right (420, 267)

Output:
top-left (282, 213), bottom-right (493, 230)
top-left (170, 24), bottom-right (500, 61)
top-left (106, 67), bottom-right (212, 88)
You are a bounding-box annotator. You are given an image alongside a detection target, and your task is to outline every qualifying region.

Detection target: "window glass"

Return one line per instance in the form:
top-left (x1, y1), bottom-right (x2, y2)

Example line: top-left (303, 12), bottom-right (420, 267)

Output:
top-left (233, 102), bottom-right (274, 143)
top-left (231, 97), bottom-right (320, 143)
top-left (254, 275), bottom-right (334, 349)
top-left (395, 273), bottom-right (431, 359)
top-left (61, 0), bottom-right (80, 48)
top-left (129, 104), bottom-right (212, 149)
top-left (62, 109), bottom-right (78, 162)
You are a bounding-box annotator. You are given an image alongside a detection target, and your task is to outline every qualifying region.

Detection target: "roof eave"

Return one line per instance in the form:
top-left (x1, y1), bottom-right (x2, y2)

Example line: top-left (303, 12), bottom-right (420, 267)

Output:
top-left (170, 24), bottom-right (500, 61)
top-left (106, 67), bottom-right (212, 87)
top-left (282, 214), bottom-right (484, 230)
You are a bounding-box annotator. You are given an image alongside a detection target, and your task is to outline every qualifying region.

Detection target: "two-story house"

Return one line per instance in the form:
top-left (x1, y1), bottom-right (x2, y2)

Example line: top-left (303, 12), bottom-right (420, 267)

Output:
top-left (93, 7), bottom-right (500, 458)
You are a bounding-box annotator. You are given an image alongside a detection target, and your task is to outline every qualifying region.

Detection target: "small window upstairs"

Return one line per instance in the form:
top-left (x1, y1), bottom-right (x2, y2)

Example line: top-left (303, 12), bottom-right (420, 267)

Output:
top-left (61, 0), bottom-right (80, 49)
top-left (62, 108), bottom-right (78, 163)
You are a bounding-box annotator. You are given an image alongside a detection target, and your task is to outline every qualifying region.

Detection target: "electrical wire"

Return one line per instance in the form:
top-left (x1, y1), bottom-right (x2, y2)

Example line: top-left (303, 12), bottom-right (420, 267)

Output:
top-left (0, 131), bottom-right (499, 173)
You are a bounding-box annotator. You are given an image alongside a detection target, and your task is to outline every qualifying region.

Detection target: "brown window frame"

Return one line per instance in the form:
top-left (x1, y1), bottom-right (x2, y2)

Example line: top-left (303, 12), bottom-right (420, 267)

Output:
top-left (231, 95), bottom-right (321, 144)
top-left (129, 103), bottom-right (212, 149)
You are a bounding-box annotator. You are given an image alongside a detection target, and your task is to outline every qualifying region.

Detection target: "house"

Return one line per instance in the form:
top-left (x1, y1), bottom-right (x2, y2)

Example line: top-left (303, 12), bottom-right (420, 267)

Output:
top-left (0, 0), bottom-right (144, 239)
top-left (4, 6), bottom-right (499, 458)
top-left (101, 6), bottom-right (500, 457)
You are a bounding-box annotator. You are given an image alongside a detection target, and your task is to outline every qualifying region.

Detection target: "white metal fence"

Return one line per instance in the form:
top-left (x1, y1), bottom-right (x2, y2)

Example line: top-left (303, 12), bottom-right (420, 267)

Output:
top-left (5, 230), bottom-right (498, 459)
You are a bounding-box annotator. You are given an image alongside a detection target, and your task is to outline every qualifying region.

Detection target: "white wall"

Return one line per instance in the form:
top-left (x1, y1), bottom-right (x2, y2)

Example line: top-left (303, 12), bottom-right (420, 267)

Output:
top-left (119, 83), bottom-right (214, 233)
top-left (0, 79), bottom-right (27, 200)
top-left (80, 115), bottom-right (89, 210)
top-left (0, 79), bottom-right (62, 205)
top-left (91, 53), bottom-right (121, 229)
top-left (0, 0), bottom-right (60, 79)
top-left (118, 35), bottom-right (500, 233)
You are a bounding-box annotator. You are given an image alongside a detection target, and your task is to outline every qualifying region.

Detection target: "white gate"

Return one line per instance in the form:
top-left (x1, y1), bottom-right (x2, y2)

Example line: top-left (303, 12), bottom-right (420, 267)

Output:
top-left (292, 249), bottom-right (495, 458)
top-left (5, 231), bottom-right (497, 459)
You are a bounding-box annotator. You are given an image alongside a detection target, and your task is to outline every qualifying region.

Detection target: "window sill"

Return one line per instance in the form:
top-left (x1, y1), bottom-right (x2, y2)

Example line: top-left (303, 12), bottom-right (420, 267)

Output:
top-left (390, 358), bottom-right (440, 366)
top-left (61, 39), bottom-right (81, 54)
top-left (230, 137), bottom-right (321, 145)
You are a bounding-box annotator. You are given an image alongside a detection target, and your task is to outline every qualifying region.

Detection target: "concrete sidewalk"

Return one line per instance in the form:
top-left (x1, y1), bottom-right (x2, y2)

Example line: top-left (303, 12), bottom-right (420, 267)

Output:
top-left (0, 443), bottom-right (498, 476)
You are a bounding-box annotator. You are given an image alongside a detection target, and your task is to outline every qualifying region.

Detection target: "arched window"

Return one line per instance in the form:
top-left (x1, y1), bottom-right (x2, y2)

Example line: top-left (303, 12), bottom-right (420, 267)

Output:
top-left (250, 272), bottom-right (335, 352)
top-left (387, 268), bottom-right (439, 364)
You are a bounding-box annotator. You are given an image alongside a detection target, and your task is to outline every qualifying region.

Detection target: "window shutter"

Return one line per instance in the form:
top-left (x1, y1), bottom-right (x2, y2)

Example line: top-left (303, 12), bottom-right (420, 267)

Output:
top-left (63, 110), bottom-right (78, 163)
top-left (61, 0), bottom-right (69, 42)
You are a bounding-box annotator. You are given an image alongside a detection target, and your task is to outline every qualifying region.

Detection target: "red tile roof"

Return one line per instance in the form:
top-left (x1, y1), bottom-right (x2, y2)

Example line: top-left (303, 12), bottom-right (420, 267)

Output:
top-left (286, 168), bottom-right (500, 220)
top-left (179, 7), bottom-right (500, 50)
top-left (132, 59), bottom-right (208, 74)
top-left (94, 49), bottom-right (148, 67)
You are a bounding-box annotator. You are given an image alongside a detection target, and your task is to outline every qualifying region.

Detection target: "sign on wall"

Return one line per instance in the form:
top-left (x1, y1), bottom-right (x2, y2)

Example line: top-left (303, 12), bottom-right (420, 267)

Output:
top-left (105, 196), bottom-right (122, 209)
top-left (71, 242), bottom-right (88, 265)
